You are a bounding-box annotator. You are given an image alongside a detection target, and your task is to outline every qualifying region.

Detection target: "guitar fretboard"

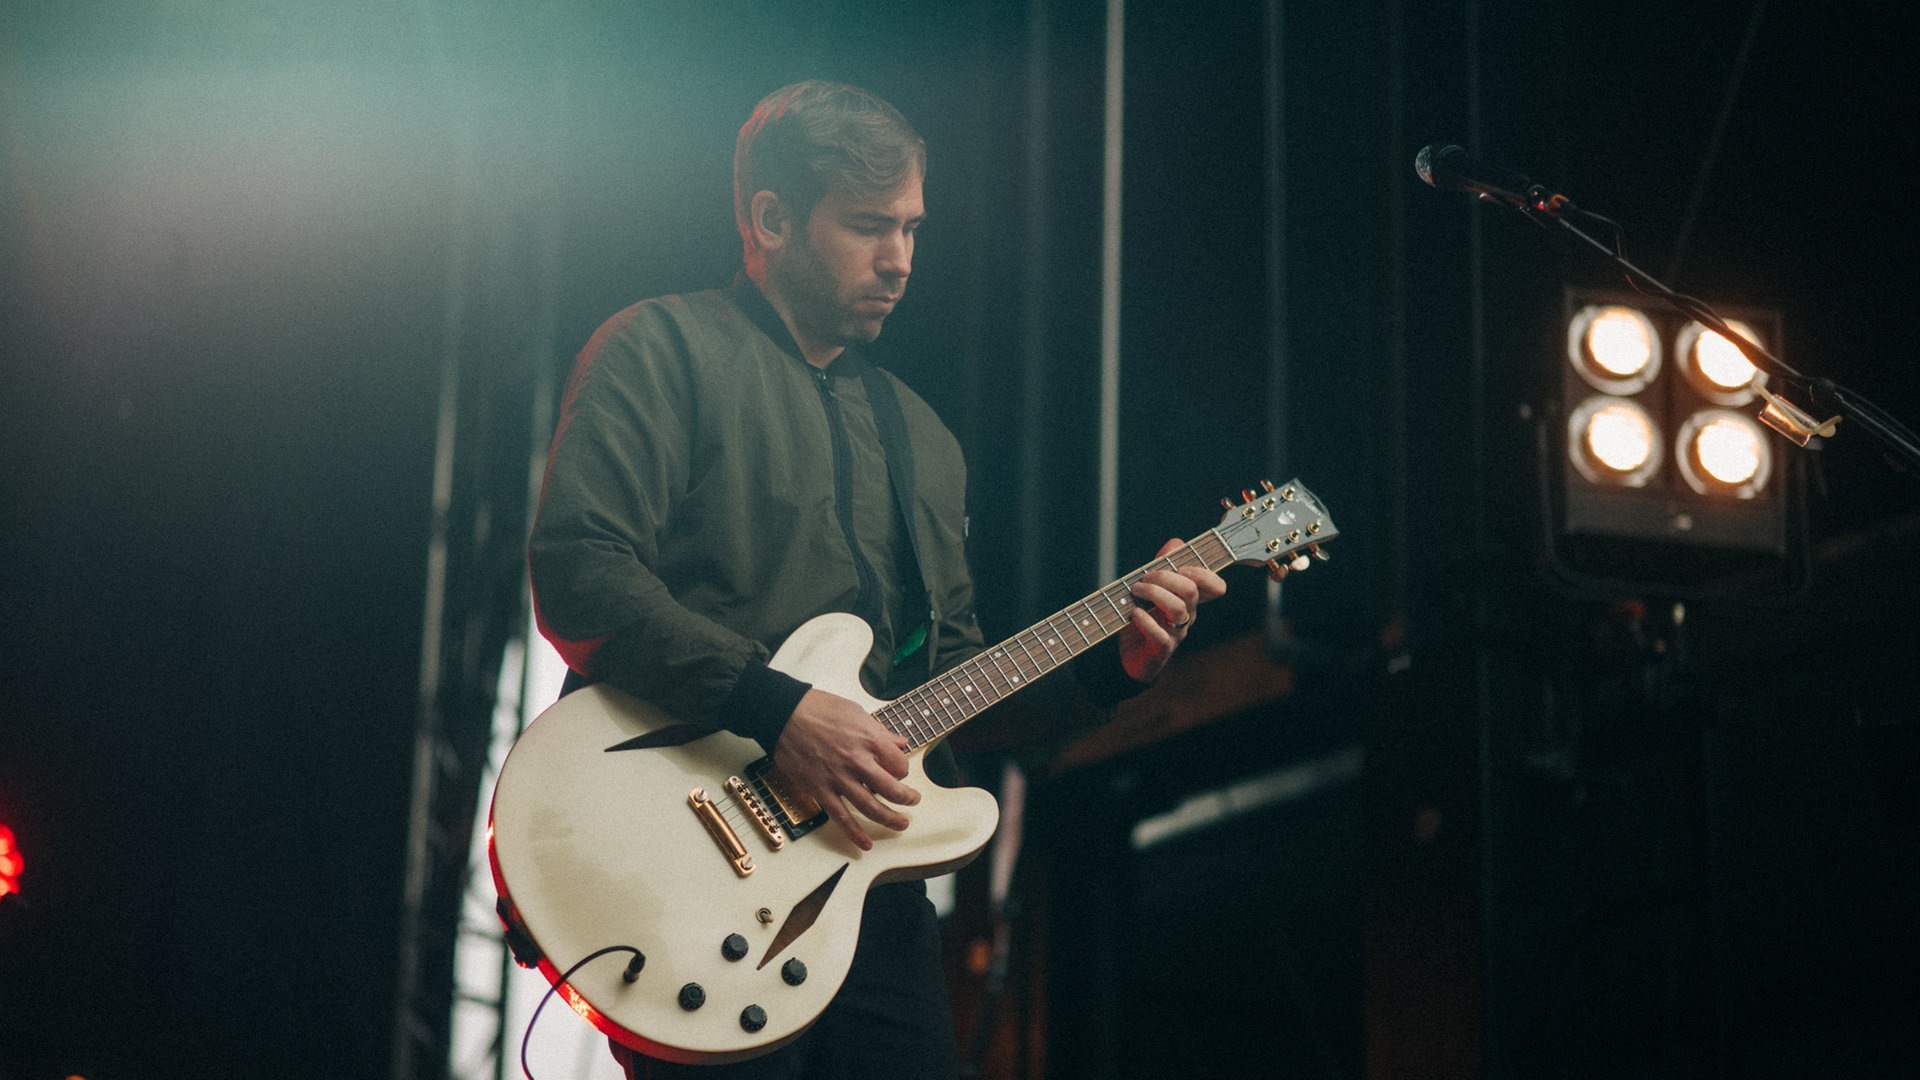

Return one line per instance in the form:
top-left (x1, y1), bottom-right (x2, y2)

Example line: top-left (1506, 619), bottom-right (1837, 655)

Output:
top-left (877, 530), bottom-right (1235, 751)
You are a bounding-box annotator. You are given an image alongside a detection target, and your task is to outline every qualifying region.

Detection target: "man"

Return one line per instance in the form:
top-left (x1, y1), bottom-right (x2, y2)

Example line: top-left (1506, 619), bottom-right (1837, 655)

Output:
top-left (529, 80), bottom-right (1223, 1078)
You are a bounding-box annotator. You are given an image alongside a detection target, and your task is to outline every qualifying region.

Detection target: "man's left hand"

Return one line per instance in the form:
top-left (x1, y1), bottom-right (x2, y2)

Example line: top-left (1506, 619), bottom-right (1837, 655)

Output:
top-left (1117, 537), bottom-right (1228, 684)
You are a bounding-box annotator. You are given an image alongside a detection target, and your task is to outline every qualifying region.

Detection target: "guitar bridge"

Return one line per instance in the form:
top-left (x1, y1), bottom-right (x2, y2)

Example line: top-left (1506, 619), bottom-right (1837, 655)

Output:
top-left (688, 788), bottom-right (755, 877)
top-left (725, 775), bottom-right (787, 849)
top-left (744, 757), bottom-right (828, 840)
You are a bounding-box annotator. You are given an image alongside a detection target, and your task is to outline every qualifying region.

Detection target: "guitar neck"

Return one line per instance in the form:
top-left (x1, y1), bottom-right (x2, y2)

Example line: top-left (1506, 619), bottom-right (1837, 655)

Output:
top-left (877, 530), bottom-right (1235, 751)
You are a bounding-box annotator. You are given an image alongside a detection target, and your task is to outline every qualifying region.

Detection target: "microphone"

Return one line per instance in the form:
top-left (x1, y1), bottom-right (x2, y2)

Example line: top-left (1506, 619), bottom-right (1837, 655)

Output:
top-left (1415, 144), bottom-right (1568, 214)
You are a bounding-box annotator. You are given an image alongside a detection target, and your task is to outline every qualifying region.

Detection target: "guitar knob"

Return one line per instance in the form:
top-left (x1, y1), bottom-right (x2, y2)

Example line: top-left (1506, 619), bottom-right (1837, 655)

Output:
top-left (740, 1004), bottom-right (768, 1033)
top-left (678, 983), bottom-right (706, 1011)
top-left (721, 933), bottom-right (749, 962)
top-left (781, 958), bottom-right (809, 986)
top-left (1290, 554), bottom-right (1311, 572)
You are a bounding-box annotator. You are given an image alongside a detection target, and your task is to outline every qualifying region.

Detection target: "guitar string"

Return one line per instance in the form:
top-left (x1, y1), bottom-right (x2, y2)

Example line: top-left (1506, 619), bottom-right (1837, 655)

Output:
top-left (719, 799), bottom-right (756, 843)
top-left (875, 531), bottom-right (1233, 751)
top-left (726, 511), bottom-right (1314, 846)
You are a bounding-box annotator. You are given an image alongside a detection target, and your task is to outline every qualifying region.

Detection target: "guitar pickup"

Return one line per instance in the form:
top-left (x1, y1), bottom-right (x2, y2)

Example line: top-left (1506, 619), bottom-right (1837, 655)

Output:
top-left (744, 757), bottom-right (828, 841)
top-left (688, 788), bottom-right (755, 877)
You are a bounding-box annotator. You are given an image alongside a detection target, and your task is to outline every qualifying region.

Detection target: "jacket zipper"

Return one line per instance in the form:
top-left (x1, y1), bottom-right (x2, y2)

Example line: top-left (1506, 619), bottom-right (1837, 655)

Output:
top-left (809, 367), bottom-right (881, 625)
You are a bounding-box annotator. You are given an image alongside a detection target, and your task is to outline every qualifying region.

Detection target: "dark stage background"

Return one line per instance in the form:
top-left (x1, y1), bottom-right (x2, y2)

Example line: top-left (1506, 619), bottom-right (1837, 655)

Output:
top-left (3, 2), bottom-right (1917, 1078)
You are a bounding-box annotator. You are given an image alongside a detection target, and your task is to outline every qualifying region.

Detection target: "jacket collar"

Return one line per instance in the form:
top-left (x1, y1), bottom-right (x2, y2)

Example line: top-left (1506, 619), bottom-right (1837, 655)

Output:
top-left (729, 274), bottom-right (870, 379)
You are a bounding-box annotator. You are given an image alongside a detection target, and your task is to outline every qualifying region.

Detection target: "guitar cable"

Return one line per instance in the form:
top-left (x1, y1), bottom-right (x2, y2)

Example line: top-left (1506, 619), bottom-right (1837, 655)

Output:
top-left (519, 944), bottom-right (645, 1080)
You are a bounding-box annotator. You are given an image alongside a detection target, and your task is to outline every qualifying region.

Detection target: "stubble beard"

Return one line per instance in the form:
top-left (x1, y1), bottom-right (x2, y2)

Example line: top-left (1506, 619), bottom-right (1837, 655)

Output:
top-left (777, 234), bottom-right (891, 350)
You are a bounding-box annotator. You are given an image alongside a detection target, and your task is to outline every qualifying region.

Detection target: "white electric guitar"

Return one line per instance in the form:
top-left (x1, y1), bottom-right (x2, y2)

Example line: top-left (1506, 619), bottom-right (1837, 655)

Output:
top-left (488, 480), bottom-right (1337, 1064)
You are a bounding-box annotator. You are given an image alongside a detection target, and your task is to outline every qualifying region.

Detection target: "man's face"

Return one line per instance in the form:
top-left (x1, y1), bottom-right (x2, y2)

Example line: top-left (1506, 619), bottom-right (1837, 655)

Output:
top-left (771, 172), bottom-right (925, 357)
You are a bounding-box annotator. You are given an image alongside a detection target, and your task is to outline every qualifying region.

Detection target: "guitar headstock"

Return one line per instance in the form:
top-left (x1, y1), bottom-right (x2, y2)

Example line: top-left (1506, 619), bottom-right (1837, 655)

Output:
top-left (1215, 479), bottom-right (1338, 581)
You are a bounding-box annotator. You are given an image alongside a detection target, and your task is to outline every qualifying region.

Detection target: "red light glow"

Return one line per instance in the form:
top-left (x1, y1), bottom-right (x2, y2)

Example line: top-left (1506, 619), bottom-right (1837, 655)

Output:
top-left (0, 824), bottom-right (20, 900)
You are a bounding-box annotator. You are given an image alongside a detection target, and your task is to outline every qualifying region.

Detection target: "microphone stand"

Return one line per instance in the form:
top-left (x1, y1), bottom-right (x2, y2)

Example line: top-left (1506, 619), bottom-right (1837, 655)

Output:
top-left (1494, 183), bottom-right (1920, 473)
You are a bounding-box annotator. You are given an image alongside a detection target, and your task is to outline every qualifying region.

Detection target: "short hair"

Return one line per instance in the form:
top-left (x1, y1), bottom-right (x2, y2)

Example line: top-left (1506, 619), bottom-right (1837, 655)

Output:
top-left (733, 81), bottom-right (925, 247)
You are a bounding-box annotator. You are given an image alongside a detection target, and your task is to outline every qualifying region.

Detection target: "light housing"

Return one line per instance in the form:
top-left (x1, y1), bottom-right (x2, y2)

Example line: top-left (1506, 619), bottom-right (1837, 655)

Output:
top-left (1549, 289), bottom-right (1799, 591)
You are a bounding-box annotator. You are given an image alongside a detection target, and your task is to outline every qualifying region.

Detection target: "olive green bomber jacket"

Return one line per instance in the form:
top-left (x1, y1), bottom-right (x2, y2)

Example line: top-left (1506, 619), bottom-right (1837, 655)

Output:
top-left (528, 281), bottom-right (988, 752)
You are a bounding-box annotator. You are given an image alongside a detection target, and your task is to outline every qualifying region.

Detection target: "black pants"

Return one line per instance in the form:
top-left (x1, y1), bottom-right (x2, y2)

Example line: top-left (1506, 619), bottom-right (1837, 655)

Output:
top-left (614, 881), bottom-right (959, 1079)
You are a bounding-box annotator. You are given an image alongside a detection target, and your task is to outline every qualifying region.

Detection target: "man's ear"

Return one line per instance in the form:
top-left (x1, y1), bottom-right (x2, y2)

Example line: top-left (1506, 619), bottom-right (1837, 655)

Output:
top-left (750, 190), bottom-right (789, 252)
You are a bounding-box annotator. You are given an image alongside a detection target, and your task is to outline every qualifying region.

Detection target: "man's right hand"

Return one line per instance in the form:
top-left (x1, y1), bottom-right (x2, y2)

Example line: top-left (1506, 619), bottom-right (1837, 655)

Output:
top-left (772, 688), bottom-right (920, 851)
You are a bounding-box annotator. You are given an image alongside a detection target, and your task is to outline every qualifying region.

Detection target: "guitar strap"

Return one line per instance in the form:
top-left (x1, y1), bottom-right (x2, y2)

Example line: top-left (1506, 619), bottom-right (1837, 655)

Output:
top-left (857, 362), bottom-right (933, 673)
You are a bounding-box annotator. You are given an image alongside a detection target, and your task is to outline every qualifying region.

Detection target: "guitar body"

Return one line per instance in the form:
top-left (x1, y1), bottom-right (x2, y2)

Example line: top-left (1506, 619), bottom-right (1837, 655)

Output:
top-left (488, 612), bottom-right (1000, 1064)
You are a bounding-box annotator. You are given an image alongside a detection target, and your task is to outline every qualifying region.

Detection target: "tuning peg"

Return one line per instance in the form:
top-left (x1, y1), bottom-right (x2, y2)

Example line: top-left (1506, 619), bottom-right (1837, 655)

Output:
top-left (1290, 553), bottom-right (1311, 572)
top-left (1266, 558), bottom-right (1290, 582)
top-left (1220, 496), bottom-right (1237, 512)
top-left (1241, 489), bottom-right (1257, 505)
top-left (1309, 543), bottom-right (1331, 562)
top-left (1260, 479), bottom-right (1276, 492)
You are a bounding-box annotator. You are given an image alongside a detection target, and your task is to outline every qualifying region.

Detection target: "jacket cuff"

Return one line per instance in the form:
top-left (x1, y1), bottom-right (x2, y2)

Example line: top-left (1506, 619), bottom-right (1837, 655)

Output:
top-left (722, 660), bottom-right (812, 754)
top-left (1073, 637), bottom-right (1152, 711)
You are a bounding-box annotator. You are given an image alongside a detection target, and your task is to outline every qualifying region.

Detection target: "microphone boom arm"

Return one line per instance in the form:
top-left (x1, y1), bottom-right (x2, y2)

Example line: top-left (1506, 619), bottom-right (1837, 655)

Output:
top-left (1435, 150), bottom-right (1920, 471)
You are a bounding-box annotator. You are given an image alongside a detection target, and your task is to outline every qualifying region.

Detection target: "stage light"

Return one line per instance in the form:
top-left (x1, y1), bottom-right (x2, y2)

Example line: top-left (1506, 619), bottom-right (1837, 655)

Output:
top-left (1569, 303), bottom-right (1661, 393)
top-left (1677, 409), bottom-right (1771, 497)
top-left (1677, 319), bottom-right (1763, 405)
top-left (1570, 395), bottom-right (1660, 485)
top-left (1550, 289), bottom-right (1798, 589)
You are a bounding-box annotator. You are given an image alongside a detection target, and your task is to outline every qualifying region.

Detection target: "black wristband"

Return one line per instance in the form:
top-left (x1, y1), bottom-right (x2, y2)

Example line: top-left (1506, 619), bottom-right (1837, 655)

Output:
top-left (721, 660), bottom-right (812, 754)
